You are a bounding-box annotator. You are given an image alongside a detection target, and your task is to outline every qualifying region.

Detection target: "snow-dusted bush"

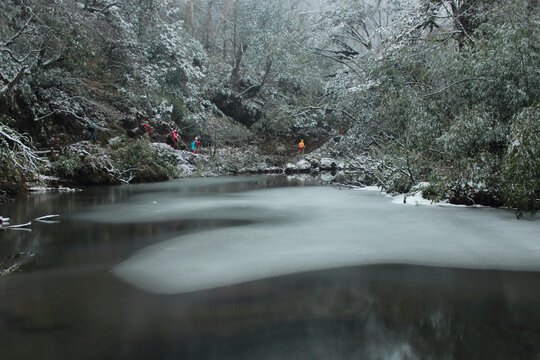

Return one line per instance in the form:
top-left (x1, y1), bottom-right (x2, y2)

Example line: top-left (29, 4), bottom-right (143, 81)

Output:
top-left (112, 138), bottom-right (179, 182)
top-left (437, 107), bottom-right (507, 159)
top-left (427, 152), bottom-right (502, 206)
top-left (0, 141), bottom-right (30, 195)
top-left (52, 138), bottom-right (178, 185)
top-left (0, 118), bottom-right (41, 196)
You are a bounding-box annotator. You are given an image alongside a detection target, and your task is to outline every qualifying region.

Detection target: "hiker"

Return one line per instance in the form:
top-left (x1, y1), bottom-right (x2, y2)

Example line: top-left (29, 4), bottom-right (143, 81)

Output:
top-left (298, 139), bottom-right (305, 154)
top-left (190, 136), bottom-right (200, 154)
top-left (166, 130), bottom-right (178, 149)
top-left (87, 120), bottom-right (96, 144)
top-left (141, 122), bottom-right (152, 137)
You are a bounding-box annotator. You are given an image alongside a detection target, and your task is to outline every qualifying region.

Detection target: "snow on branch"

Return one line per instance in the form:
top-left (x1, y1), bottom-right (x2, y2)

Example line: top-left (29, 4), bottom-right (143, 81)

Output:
top-left (96, 3), bottom-right (119, 17)
top-left (2, 15), bottom-right (35, 47)
top-left (0, 123), bottom-right (45, 172)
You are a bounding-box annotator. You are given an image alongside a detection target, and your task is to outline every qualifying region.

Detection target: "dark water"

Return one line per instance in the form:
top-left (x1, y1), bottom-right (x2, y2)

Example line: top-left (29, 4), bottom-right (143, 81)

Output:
top-left (1, 176), bottom-right (539, 360)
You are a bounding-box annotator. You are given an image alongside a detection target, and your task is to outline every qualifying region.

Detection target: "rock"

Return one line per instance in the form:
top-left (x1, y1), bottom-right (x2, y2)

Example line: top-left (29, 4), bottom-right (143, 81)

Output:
top-left (237, 167), bottom-right (251, 174)
top-left (333, 170), bottom-right (346, 183)
top-left (211, 90), bottom-right (263, 128)
top-left (264, 166), bottom-right (283, 173)
top-left (319, 157), bottom-right (336, 170)
top-left (308, 157), bottom-right (320, 168)
top-left (296, 159), bottom-right (311, 172)
top-left (255, 163), bottom-right (270, 173)
top-left (284, 163), bottom-right (297, 174)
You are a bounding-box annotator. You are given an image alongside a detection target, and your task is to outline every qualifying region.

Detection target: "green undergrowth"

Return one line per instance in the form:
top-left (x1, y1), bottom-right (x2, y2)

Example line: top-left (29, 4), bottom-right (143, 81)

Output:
top-left (51, 137), bottom-right (179, 185)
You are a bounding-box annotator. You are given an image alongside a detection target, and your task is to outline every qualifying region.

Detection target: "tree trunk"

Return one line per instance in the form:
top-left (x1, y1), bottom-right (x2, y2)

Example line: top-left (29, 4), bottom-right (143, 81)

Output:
top-left (231, 44), bottom-right (247, 90)
top-left (222, 19), bottom-right (228, 60)
top-left (185, 0), bottom-right (194, 35)
top-left (232, 0), bottom-right (238, 63)
top-left (240, 55), bottom-right (272, 98)
top-left (204, 0), bottom-right (214, 49)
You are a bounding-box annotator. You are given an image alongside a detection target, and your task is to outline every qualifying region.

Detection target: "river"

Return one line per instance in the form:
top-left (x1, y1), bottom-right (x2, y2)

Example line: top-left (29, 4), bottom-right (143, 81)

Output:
top-left (1, 175), bottom-right (539, 360)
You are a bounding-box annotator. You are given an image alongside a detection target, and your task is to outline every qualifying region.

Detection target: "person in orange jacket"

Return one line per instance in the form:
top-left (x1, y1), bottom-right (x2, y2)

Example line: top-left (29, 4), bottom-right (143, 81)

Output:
top-left (298, 139), bottom-right (305, 154)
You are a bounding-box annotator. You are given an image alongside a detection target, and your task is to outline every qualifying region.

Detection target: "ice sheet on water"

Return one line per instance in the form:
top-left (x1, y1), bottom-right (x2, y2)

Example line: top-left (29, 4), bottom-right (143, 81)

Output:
top-left (71, 176), bottom-right (287, 223)
top-left (102, 184), bottom-right (540, 294)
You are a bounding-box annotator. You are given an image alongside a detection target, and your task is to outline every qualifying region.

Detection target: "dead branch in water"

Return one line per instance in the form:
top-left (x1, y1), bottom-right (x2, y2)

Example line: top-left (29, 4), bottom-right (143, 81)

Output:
top-left (1, 221), bottom-right (32, 230)
top-left (34, 214), bottom-right (59, 221)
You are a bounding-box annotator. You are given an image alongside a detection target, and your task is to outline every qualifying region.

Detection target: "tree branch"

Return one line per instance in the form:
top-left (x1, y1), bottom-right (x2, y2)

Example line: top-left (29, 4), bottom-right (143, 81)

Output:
top-left (3, 15), bottom-right (35, 47)
top-left (0, 66), bottom-right (27, 98)
top-left (441, 1), bottom-right (476, 45)
top-left (96, 3), bottom-right (119, 17)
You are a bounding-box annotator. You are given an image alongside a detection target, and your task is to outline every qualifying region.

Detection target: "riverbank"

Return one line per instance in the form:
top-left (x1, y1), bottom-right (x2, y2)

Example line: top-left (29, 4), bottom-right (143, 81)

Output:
top-left (1, 138), bottom-right (521, 214)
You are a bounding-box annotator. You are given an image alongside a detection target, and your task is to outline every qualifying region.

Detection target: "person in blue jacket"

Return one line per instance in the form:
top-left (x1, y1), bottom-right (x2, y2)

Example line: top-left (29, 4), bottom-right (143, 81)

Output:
top-left (190, 136), bottom-right (200, 154)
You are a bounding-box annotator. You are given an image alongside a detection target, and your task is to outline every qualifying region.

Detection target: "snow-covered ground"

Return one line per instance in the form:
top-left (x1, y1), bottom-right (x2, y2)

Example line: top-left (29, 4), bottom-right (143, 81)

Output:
top-left (355, 185), bottom-right (486, 208)
top-left (72, 179), bottom-right (540, 294)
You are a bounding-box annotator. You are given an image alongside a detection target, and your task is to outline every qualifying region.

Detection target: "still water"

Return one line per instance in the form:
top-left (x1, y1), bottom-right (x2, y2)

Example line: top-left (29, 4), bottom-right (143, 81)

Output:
top-left (1, 176), bottom-right (539, 360)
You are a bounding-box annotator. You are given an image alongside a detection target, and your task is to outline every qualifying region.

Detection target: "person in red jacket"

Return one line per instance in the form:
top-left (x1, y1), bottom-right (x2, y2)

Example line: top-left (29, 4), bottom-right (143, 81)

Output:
top-left (141, 123), bottom-right (152, 136)
top-left (166, 130), bottom-right (178, 149)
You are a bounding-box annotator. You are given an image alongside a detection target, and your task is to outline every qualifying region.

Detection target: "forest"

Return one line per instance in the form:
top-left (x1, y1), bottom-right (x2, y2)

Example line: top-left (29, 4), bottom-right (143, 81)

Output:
top-left (1, 0), bottom-right (539, 215)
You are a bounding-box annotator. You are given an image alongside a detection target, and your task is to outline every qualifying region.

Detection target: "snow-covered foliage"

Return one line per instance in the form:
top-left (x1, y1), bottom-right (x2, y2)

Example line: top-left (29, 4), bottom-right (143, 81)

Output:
top-left (0, 117), bottom-right (42, 196)
top-left (1, 0), bottom-right (538, 215)
top-left (312, 0), bottom-right (540, 213)
top-left (501, 106), bottom-right (540, 215)
top-left (51, 137), bottom-right (179, 185)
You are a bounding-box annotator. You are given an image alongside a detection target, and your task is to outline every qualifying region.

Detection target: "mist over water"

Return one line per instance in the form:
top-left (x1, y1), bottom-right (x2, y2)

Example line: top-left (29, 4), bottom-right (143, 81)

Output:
top-left (1, 176), bottom-right (540, 360)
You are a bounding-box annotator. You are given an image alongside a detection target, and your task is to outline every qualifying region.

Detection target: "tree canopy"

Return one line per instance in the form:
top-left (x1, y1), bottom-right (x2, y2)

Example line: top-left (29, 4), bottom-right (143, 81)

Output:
top-left (1, 0), bottom-right (538, 214)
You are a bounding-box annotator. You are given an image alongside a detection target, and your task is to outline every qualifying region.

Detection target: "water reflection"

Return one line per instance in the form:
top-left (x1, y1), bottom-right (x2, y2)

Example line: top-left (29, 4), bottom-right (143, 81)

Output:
top-left (3, 263), bottom-right (538, 360)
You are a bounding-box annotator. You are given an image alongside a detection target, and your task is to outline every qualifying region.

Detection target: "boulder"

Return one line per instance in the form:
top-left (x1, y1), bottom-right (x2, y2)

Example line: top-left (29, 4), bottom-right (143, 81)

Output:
top-left (306, 157), bottom-right (319, 168)
top-left (296, 159), bottom-right (311, 172)
top-left (284, 163), bottom-right (297, 174)
top-left (211, 90), bottom-right (263, 128)
top-left (319, 157), bottom-right (337, 170)
top-left (333, 170), bottom-right (346, 183)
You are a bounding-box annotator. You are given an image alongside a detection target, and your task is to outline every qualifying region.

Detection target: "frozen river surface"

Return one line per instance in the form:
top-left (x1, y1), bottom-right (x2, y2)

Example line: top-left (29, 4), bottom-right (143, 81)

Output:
top-left (74, 180), bottom-right (540, 294)
top-left (1, 176), bottom-right (540, 360)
